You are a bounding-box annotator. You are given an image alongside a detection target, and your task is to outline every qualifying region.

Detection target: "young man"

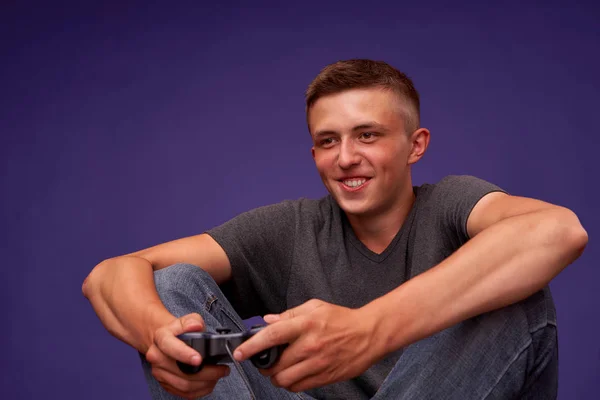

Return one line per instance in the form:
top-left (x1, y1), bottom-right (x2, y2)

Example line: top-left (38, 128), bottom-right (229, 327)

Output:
top-left (82, 59), bottom-right (588, 399)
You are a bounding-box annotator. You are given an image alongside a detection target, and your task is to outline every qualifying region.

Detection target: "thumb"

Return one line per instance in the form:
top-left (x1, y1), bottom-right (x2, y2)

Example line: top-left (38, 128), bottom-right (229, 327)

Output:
top-left (152, 313), bottom-right (205, 365)
top-left (171, 313), bottom-right (205, 335)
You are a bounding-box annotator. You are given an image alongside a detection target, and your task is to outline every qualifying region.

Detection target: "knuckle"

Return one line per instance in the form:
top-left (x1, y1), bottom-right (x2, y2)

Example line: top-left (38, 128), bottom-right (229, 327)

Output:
top-left (266, 327), bottom-right (281, 343)
top-left (189, 312), bottom-right (202, 320)
top-left (194, 388), bottom-right (213, 399)
top-left (171, 379), bottom-right (191, 394)
top-left (165, 387), bottom-right (181, 397)
top-left (208, 380), bottom-right (219, 392)
top-left (315, 357), bottom-right (330, 371)
top-left (270, 375), bottom-right (284, 388)
top-left (309, 298), bottom-right (323, 307)
top-left (190, 382), bottom-right (215, 399)
top-left (302, 338), bottom-right (323, 355)
top-left (316, 318), bottom-right (327, 331)
top-left (154, 329), bottom-right (166, 346)
top-left (289, 381), bottom-right (304, 392)
top-left (179, 379), bottom-right (194, 393)
top-left (221, 367), bottom-right (231, 378)
top-left (303, 317), bottom-right (316, 330)
top-left (313, 338), bottom-right (325, 352)
top-left (300, 317), bottom-right (311, 330)
top-left (156, 331), bottom-right (174, 351)
top-left (326, 368), bottom-right (340, 384)
top-left (146, 346), bottom-right (158, 363)
top-left (151, 367), bottom-right (162, 380)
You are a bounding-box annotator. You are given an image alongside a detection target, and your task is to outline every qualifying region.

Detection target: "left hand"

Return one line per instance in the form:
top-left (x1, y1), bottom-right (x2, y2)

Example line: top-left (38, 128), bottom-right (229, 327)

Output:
top-left (233, 299), bottom-right (382, 392)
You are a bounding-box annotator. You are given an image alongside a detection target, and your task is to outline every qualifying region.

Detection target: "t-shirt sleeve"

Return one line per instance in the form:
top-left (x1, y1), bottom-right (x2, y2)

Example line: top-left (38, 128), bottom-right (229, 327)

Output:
top-left (205, 201), bottom-right (297, 318)
top-left (433, 175), bottom-right (507, 244)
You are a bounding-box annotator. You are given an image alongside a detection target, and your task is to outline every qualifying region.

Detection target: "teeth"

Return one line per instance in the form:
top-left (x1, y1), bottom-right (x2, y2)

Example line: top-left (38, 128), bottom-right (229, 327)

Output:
top-left (343, 179), bottom-right (367, 188)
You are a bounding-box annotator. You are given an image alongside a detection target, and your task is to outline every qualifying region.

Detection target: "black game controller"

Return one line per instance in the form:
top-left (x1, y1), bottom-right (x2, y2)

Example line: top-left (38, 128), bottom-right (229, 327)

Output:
top-left (176, 325), bottom-right (286, 374)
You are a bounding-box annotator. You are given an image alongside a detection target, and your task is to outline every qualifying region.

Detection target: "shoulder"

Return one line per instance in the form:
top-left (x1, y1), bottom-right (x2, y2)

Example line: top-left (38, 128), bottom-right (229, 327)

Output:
top-left (415, 175), bottom-right (506, 202)
top-left (413, 175), bottom-right (507, 240)
top-left (430, 174), bottom-right (503, 192)
top-left (230, 195), bottom-right (334, 224)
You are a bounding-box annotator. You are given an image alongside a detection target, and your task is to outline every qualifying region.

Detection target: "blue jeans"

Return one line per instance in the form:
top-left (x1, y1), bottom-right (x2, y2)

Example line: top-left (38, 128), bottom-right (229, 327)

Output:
top-left (141, 264), bottom-right (558, 399)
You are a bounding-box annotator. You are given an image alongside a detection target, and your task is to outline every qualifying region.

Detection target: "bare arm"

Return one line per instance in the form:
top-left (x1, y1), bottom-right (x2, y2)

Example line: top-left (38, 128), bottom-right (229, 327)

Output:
top-left (82, 233), bottom-right (231, 353)
top-left (365, 193), bottom-right (588, 355)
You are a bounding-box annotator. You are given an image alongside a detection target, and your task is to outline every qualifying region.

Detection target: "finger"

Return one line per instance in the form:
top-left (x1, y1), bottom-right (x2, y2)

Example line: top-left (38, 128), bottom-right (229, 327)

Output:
top-left (288, 373), bottom-right (328, 394)
top-left (153, 366), bottom-right (219, 397)
top-left (263, 314), bottom-right (280, 324)
top-left (161, 381), bottom-right (217, 400)
top-left (171, 313), bottom-right (206, 335)
top-left (233, 318), bottom-right (302, 362)
top-left (260, 338), bottom-right (308, 377)
top-left (270, 358), bottom-right (328, 391)
top-left (265, 299), bottom-right (324, 323)
top-left (161, 381), bottom-right (213, 399)
top-left (155, 331), bottom-right (201, 367)
top-left (155, 362), bottom-right (229, 384)
top-left (170, 364), bottom-right (231, 381)
top-left (155, 314), bottom-right (205, 365)
top-left (193, 364), bottom-right (231, 381)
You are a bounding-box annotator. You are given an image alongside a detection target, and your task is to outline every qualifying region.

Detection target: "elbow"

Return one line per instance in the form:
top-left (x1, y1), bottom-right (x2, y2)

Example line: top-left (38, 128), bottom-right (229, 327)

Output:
top-left (569, 223), bottom-right (588, 258)
top-left (82, 270), bottom-right (96, 299)
top-left (81, 276), bottom-right (90, 298)
top-left (81, 259), bottom-right (109, 299)
top-left (557, 208), bottom-right (588, 261)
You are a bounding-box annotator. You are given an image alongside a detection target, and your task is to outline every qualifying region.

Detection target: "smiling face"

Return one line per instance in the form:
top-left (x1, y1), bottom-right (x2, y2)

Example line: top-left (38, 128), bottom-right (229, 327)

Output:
top-left (308, 87), bottom-right (428, 218)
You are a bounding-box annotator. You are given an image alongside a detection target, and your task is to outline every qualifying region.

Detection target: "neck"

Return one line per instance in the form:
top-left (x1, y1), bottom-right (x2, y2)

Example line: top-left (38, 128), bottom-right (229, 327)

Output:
top-left (346, 186), bottom-right (415, 254)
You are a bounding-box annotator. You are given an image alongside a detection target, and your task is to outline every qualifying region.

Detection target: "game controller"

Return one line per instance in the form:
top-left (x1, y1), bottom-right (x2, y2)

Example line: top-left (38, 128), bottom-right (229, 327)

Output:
top-left (176, 325), bottom-right (286, 374)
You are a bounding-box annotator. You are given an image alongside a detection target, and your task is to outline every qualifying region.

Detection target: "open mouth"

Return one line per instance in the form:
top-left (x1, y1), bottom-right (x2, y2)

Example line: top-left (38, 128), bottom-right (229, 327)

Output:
top-left (339, 178), bottom-right (371, 191)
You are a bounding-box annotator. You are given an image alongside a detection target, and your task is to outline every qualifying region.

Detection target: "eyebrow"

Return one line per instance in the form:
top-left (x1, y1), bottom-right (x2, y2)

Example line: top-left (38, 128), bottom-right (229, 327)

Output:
top-left (314, 121), bottom-right (389, 138)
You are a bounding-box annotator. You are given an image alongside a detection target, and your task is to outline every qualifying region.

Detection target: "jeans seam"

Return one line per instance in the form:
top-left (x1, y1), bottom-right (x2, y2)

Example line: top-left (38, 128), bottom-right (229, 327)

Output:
top-left (529, 319), bottom-right (556, 333)
top-left (521, 324), bottom-right (558, 396)
top-left (481, 337), bottom-right (533, 400)
top-left (221, 306), bottom-right (246, 332)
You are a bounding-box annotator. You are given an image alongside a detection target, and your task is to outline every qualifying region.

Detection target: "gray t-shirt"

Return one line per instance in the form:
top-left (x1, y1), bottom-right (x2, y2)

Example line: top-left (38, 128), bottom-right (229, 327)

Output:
top-left (207, 175), bottom-right (505, 399)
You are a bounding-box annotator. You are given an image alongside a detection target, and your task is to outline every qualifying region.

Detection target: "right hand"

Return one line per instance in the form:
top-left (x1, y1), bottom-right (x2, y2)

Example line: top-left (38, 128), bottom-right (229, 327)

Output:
top-left (145, 313), bottom-right (231, 399)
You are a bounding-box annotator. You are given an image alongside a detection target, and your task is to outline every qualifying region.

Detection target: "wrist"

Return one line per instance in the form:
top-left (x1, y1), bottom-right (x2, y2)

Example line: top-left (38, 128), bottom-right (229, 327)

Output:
top-left (355, 304), bottom-right (395, 360)
top-left (359, 281), bottom-right (432, 356)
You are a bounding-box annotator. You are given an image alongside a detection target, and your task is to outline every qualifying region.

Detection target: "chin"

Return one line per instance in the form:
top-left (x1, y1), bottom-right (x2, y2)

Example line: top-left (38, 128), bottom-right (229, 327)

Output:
top-left (335, 198), bottom-right (374, 216)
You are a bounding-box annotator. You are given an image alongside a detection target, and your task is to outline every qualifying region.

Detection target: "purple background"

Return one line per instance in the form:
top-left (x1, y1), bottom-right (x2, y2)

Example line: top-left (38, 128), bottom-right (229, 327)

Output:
top-left (2, 1), bottom-right (598, 399)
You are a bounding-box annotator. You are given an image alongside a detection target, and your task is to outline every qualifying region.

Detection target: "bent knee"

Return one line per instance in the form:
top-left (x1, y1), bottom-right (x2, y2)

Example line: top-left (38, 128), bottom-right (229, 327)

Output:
top-left (154, 263), bottom-right (217, 296)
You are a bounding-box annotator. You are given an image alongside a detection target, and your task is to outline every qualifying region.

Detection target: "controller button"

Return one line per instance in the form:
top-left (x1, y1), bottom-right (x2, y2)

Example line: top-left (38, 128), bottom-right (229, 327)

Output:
top-left (216, 328), bottom-right (231, 334)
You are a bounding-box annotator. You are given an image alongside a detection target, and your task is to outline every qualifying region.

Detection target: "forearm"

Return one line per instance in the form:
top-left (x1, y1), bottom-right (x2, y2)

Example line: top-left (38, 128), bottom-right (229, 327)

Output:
top-left (364, 208), bottom-right (587, 356)
top-left (82, 256), bottom-right (176, 353)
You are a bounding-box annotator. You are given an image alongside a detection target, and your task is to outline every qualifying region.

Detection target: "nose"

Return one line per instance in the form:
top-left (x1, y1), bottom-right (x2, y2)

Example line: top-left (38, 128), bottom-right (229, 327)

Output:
top-left (337, 139), bottom-right (361, 169)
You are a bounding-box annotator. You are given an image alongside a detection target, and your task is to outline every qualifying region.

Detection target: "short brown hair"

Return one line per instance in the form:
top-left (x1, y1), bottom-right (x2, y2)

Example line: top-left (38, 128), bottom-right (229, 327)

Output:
top-left (305, 59), bottom-right (420, 134)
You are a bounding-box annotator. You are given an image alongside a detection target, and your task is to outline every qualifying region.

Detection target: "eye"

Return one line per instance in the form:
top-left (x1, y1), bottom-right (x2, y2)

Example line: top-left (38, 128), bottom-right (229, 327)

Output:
top-left (319, 137), bottom-right (336, 147)
top-left (360, 132), bottom-right (376, 141)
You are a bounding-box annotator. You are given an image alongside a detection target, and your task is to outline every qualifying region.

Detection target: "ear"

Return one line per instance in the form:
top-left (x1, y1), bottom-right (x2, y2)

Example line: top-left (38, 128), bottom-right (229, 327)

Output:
top-left (407, 128), bottom-right (430, 165)
top-left (311, 146), bottom-right (316, 160)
